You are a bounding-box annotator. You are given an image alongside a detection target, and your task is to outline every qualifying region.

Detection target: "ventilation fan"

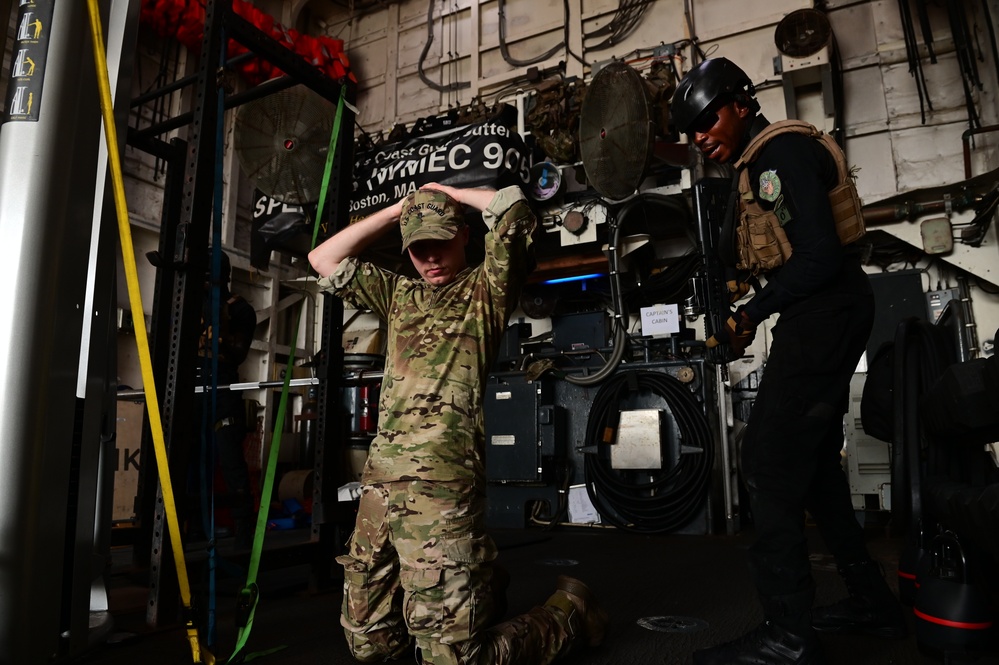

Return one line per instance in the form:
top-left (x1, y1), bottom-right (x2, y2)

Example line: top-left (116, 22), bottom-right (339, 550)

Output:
top-left (520, 285), bottom-right (558, 320)
top-left (578, 61), bottom-right (656, 201)
top-left (234, 85), bottom-right (336, 205)
top-left (775, 8), bottom-right (832, 71)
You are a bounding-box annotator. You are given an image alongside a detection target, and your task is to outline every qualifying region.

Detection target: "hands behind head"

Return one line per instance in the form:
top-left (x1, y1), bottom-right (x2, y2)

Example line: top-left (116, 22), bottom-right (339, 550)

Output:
top-left (420, 182), bottom-right (497, 212)
top-left (419, 182), bottom-right (458, 197)
top-left (385, 197), bottom-right (405, 220)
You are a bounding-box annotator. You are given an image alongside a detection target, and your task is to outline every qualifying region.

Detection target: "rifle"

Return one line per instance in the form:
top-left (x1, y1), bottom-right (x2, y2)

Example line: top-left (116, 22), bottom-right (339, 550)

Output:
top-left (691, 177), bottom-right (741, 364)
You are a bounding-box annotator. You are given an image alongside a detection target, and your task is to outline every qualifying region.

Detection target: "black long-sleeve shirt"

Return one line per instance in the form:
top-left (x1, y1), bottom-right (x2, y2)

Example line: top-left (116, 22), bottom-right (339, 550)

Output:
top-left (741, 124), bottom-right (869, 324)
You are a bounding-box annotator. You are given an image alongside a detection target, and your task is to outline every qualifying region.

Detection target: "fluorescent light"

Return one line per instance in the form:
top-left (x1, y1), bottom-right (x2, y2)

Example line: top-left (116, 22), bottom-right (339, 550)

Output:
top-left (542, 273), bottom-right (605, 285)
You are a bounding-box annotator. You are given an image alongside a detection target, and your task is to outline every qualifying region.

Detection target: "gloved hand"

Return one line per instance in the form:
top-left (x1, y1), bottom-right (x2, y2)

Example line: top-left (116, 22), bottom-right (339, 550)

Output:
top-left (706, 307), bottom-right (756, 359)
top-left (726, 279), bottom-right (751, 303)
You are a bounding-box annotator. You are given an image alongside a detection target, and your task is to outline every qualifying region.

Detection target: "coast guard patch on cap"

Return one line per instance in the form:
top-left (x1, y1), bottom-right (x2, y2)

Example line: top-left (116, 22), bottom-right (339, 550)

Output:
top-left (759, 170), bottom-right (781, 203)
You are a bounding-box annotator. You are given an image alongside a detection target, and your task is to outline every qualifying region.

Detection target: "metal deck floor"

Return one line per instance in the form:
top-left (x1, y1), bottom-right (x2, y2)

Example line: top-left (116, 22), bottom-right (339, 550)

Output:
top-left (80, 525), bottom-right (997, 665)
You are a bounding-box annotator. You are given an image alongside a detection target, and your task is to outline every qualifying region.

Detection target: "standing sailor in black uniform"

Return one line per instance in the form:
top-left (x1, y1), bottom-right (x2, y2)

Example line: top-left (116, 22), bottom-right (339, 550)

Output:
top-left (671, 57), bottom-right (905, 665)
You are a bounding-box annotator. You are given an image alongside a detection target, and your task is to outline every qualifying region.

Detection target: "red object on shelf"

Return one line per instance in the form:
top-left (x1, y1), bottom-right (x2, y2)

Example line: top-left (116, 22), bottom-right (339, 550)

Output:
top-left (138, 0), bottom-right (356, 86)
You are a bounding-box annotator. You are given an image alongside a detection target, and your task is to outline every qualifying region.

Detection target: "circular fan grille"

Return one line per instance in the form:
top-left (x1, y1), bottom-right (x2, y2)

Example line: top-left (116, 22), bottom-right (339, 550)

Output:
top-left (774, 8), bottom-right (831, 58)
top-left (234, 85), bottom-right (335, 204)
top-left (578, 61), bottom-right (654, 201)
top-left (520, 286), bottom-right (558, 319)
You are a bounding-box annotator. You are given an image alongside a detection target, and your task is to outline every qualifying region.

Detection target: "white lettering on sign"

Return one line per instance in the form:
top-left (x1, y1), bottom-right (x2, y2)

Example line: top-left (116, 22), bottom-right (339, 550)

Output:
top-left (640, 303), bottom-right (680, 337)
top-left (363, 141), bottom-right (530, 191)
top-left (253, 195), bottom-right (304, 218)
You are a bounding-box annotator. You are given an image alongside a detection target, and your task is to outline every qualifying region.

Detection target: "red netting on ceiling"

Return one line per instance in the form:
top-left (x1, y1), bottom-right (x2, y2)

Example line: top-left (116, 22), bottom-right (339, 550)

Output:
top-left (138, 0), bottom-right (356, 86)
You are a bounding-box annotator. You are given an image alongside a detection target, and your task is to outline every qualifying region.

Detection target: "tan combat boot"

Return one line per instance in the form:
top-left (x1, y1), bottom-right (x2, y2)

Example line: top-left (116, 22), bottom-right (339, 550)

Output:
top-left (543, 575), bottom-right (610, 648)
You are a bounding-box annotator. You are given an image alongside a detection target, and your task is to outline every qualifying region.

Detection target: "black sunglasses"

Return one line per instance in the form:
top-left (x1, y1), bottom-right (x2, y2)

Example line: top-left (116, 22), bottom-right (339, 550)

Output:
top-left (687, 110), bottom-right (720, 135)
top-left (686, 96), bottom-right (735, 135)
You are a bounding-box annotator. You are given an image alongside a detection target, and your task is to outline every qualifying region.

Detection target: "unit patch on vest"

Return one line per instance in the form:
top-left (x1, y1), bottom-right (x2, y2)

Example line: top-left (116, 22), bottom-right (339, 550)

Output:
top-left (759, 170), bottom-right (781, 202)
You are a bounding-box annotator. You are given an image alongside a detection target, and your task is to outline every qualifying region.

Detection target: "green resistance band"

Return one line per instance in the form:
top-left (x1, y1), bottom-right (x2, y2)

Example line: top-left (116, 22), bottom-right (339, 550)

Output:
top-left (228, 84), bottom-right (348, 664)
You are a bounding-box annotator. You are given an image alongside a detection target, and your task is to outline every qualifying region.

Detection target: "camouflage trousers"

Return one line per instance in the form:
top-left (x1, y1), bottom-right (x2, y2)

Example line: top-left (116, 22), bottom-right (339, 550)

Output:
top-left (336, 480), bottom-right (573, 664)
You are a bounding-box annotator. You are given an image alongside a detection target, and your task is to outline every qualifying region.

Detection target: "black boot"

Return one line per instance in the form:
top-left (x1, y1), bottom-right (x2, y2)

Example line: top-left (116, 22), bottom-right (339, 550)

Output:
top-left (693, 620), bottom-right (825, 665)
top-left (812, 560), bottom-right (906, 638)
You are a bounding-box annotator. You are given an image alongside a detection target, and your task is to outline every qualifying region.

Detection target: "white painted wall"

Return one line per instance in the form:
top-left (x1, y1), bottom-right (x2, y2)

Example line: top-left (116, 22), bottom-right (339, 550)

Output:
top-left (116, 0), bottom-right (999, 406)
top-left (288, 0), bottom-right (999, 352)
top-left (307, 0), bottom-right (998, 192)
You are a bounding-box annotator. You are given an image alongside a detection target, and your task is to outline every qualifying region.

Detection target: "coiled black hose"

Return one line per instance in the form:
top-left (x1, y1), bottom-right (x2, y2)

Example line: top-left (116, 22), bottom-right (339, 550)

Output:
top-left (583, 370), bottom-right (713, 533)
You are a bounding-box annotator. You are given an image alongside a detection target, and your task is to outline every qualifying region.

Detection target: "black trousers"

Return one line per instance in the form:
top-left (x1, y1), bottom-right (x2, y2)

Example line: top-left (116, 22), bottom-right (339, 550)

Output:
top-left (741, 283), bottom-right (875, 623)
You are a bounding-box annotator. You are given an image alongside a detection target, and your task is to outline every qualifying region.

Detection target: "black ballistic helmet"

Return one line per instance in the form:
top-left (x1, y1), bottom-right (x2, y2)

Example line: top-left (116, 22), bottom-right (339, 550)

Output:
top-left (670, 58), bottom-right (754, 134)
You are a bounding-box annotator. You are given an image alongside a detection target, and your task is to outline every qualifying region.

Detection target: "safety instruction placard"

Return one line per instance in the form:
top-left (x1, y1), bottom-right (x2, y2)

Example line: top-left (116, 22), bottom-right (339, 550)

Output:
top-left (5, 0), bottom-right (55, 123)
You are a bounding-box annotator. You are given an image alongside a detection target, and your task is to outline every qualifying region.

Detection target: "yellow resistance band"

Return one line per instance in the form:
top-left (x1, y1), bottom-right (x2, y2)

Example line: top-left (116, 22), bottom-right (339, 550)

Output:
top-left (85, 2), bottom-right (211, 663)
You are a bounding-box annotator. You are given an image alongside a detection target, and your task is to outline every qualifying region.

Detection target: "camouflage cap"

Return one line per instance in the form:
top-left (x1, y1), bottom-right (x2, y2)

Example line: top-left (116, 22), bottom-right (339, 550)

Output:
top-left (399, 189), bottom-right (464, 252)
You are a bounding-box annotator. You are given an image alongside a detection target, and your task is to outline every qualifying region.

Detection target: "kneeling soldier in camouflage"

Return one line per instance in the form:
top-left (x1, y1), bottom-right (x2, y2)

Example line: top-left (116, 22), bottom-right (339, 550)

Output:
top-left (310, 183), bottom-right (609, 664)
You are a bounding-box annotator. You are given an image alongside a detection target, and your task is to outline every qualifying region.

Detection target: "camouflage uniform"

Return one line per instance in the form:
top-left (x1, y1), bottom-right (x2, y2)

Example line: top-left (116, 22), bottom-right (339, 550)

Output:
top-left (317, 187), bottom-right (575, 664)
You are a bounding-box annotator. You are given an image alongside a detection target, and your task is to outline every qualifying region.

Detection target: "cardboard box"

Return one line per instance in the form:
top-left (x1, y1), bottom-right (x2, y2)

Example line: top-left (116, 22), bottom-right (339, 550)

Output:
top-left (114, 401), bottom-right (145, 522)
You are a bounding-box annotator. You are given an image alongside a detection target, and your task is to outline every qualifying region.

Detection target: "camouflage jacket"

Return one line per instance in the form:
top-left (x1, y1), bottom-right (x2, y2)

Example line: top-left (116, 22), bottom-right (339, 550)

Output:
top-left (317, 186), bottom-right (536, 485)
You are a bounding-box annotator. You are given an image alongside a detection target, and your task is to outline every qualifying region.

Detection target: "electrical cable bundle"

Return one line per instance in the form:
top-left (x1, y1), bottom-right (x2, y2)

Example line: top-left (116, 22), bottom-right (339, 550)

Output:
top-left (558, 193), bottom-right (692, 386)
top-left (896, 0), bottom-right (933, 124)
top-left (498, 0), bottom-right (567, 67)
top-left (946, 0), bottom-right (984, 129)
top-left (419, 0), bottom-right (470, 93)
top-left (623, 251), bottom-right (702, 312)
top-left (529, 462), bottom-right (573, 530)
top-left (583, 0), bottom-right (655, 53)
top-left (583, 370), bottom-right (713, 533)
top-left (952, 183), bottom-right (999, 247)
